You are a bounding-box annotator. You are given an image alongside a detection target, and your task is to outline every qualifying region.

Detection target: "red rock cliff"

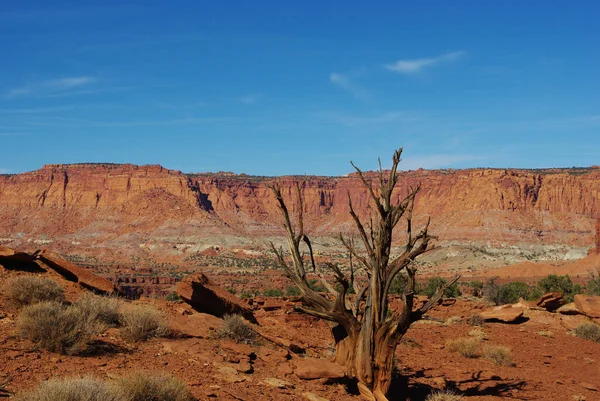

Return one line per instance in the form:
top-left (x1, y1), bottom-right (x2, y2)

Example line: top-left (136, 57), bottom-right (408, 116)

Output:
top-left (0, 164), bottom-right (598, 250)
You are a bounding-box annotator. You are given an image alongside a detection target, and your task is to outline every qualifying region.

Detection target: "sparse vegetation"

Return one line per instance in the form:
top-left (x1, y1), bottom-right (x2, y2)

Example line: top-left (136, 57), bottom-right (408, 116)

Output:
top-left (425, 390), bottom-right (464, 401)
top-left (262, 288), bottom-right (283, 297)
top-left (445, 337), bottom-right (480, 358)
top-left (13, 377), bottom-right (120, 401)
top-left (574, 323), bottom-right (600, 342)
top-left (164, 292), bottom-right (181, 302)
top-left (538, 330), bottom-right (554, 338)
top-left (112, 372), bottom-right (194, 401)
top-left (447, 336), bottom-right (514, 366)
top-left (216, 314), bottom-right (256, 344)
top-left (13, 373), bottom-right (193, 401)
top-left (482, 344), bottom-right (515, 366)
top-left (585, 270), bottom-right (600, 296)
top-left (5, 276), bottom-right (65, 306)
top-left (18, 301), bottom-right (106, 355)
top-left (535, 274), bottom-right (581, 302)
top-left (73, 293), bottom-right (121, 327)
top-left (484, 279), bottom-right (529, 305)
top-left (420, 277), bottom-right (460, 298)
top-left (466, 314), bottom-right (484, 326)
top-left (389, 273), bottom-right (409, 294)
top-left (285, 285), bottom-right (301, 296)
top-left (119, 304), bottom-right (168, 342)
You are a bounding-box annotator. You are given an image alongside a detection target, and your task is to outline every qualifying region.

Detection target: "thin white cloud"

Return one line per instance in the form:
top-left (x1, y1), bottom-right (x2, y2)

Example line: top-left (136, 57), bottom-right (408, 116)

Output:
top-left (5, 76), bottom-right (96, 98)
top-left (330, 72), bottom-right (368, 99)
top-left (240, 94), bottom-right (259, 105)
top-left (0, 168), bottom-right (10, 174)
top-left (385, 51), bottom-right (466, 74)
top-left (399, 154), bottom-right (482, 170)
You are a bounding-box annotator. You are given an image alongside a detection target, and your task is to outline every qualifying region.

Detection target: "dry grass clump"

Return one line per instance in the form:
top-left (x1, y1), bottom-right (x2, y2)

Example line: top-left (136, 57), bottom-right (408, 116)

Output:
top-left (445, 337), bottom-right (480, 358)
top-left (119, 304), bottom-right (168, 342)
top-left (444, 316), bottom-right (462, 326)
top-left (216, 314), bottom-right (256, 344)
top-left (5, 276), bottom-right (65, 306)
top-left (574, 323), bottom-right (600, 343)
top-left (112, 372), bottom-right (194, 401)
top-left (538, 330), bottom-right (554, 338)
top-left (482, 344), bottom-right (515, 366)
top-left (426, 389), bottom-right (464, 401)
top-left (73, 293), bottom-right (121, 327)
top-left (18, 301), bottom-right (105, 355)
top-left (446, 336), bottom-right (514, 366)
top-left (466, 314), bottom-right (484, 326)
top-left (13, 373), bottom-right (194, 401)
top-left (468, 327), bottom-right (487, 341)
top-left (13, 377), bottom-right (119, 401)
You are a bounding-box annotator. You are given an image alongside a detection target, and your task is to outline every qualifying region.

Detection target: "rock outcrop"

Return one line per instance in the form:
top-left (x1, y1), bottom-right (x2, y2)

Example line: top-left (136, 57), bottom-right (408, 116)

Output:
top-left (35, 250), bottom-right (119, 294)
top-left (480, 305), bottom-right (525, 323)
top-left (0, 164), bottom-right (598, 253)
top-left (574, 295), bottom-right (600, 319)
top-left (177, 273), bottom-right (257, 324)
top-left (293, 358), bottom-right (346, 380)
top-left (535, 292), bottom-right (566, 311)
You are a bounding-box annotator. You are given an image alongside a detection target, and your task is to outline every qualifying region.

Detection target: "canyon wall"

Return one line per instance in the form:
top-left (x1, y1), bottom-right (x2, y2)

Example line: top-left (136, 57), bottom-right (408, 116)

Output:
top-left (0, 164), bottom-right (598, 256)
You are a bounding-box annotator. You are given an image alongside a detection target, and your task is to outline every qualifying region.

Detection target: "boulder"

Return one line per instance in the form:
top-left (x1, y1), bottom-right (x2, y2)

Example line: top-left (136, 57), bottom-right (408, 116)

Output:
top-left (574, 295), bottom-right (600, 319)
top-left (556, 302), bottom-right (581, 315)
top-left (0, 247), bottom-right (44, 271)
top-left (169, 312), bottom-right (223, 338)
top-left (177, 273), bottom-right (258, 324)
top-left (35, 249), bottom-right (119, 294)
top-left (535, 292), bottom-right (566, 311)
top-left (294, 358), bottom-right (346, 380)
top-left (480, 305), bottom-right (525, 323)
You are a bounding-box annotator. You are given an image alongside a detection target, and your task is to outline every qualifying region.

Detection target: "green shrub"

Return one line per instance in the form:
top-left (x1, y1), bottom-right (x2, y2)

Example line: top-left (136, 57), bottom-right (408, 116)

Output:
top-left (308, 278), bottom-right (326, 293)
top-left (112, 372), bottom-right (194, 401)
top-left (216, 314), bottom-right (256, 344)
top-left (484, 279), bottom-right (530, 305)
top-left (420, 277), bottom-right (460, 298)
top-left (119, 304), bottom-right (168, 342)
top-left (574, 323), bottom-right (600, 342)
top-left (585, 270), bottom-right (600, 296)
top-left (389, 273), bottom-right (409, 294)
top-left (5, 276), bottom-right (65, 306)
top-left (164, 292), bottom-right (181, 302)
top-left (467, 281), bottom-right (484, 297)
top-left (73, 293), bottom-right (121, 327)
top-left (285, 286), bottom-right (301, 296)
top-left (262, 288), bottom-right (283, 297)
top-left (14, 377), bottom-right (119, 401)
top-left (18, 301), bottom-right (105, 355)
top-left (536, 274), bottom-right (582, 302)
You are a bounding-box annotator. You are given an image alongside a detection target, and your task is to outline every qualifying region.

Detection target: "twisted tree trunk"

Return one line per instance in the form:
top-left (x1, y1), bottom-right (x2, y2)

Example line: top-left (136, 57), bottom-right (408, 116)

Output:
top-left (269, 148), bottom-right (459, 400)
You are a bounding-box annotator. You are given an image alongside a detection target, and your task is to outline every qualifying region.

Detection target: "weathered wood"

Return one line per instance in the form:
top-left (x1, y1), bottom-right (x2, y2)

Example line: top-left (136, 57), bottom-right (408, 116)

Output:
top-left (270, 148), bottom-right (460, 400)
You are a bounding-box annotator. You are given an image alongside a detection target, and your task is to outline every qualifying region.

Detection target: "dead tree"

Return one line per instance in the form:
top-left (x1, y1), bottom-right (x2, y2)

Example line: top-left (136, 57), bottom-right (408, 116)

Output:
top-left (269, 148), bottom-right (459, 401)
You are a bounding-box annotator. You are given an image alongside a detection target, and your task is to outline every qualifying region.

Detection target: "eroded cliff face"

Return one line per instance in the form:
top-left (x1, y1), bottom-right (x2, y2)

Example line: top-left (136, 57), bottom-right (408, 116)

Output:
top-left (0, 164), bottom-right (598, 254)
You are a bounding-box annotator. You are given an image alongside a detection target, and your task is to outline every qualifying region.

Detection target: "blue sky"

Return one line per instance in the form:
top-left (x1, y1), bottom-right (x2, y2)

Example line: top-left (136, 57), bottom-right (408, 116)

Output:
top-left (1, 1), bottom-right (599, 175)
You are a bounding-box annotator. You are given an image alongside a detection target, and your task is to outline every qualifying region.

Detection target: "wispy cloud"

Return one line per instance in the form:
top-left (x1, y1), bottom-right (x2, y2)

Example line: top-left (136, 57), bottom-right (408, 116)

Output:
top-left (240, 94), bottom-right (259, 105)
top-left (5, 76), bottom-right (96, 98)
top-left (399, 153), bottom-right (482, 170)
top-left (329, 72), bottom-right (368, 99)
top-left (385, 51), bottom-right (466, 74)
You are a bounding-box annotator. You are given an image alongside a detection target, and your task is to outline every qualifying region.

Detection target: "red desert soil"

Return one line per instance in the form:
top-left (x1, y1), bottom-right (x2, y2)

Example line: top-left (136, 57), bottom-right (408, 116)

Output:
top-left (1, 267), bottom-right (599, 401)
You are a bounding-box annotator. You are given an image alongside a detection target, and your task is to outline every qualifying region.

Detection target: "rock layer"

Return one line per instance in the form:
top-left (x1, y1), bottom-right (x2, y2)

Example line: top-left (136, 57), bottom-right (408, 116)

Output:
top-left (0, 164), bottom-right (598, 252)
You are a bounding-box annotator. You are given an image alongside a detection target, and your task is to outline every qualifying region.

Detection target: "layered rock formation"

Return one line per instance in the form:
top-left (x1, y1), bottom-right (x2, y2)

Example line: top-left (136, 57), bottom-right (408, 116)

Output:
top-left (0, 164), bottom-right (598, 257)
